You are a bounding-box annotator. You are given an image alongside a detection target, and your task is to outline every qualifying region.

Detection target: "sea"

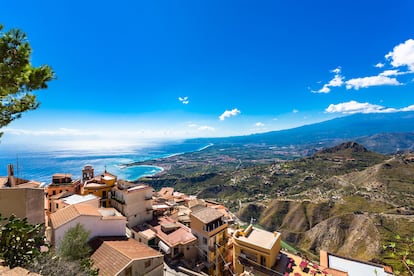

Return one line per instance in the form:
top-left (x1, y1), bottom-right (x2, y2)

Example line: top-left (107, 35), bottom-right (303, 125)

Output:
top-left (0, 141), bottom-right (212, 185)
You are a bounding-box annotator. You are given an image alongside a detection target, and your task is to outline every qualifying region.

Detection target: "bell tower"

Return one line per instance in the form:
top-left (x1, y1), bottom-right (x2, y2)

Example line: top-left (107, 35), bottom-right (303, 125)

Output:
top-left (82, 165), bottom-right (94, 183)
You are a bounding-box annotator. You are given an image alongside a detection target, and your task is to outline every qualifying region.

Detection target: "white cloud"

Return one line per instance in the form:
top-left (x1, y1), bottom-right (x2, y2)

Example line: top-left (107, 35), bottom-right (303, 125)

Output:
top-left (178, 96), bottom-right (189, 104)
top-left (219, 108), bottom-right (240, 121)
top-left (385, 39), bottom-right (414, 71)
top-left (312, 67), bottom-right (344, 93)
top-left (324, 100), bottom-right (412, 114)
top-left (292, 109), bottom-right (299, 113)
top-left (198, 125), bottom-right (215, 131)
top-left (400, 105), bottom-right (414, 112)
top-left (379, 69), bottom-right (407, 77)
top-left (255, 122), bottom-right (265, 127)
top-left (345, 75), bottom-right (401, 90)
top-left (313, 39), bottom-right (414, 93)
top-left (331, 67), bottom-right (341, 74)
top-left (188, 123), bottom-right (198, 128)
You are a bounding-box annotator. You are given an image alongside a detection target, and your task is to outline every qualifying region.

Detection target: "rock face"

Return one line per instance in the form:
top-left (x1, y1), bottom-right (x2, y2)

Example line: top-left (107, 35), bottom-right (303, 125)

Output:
top-left (240, 200), bottom-right (382, 261)
top-left (302, 214), bottom-right (380, 260)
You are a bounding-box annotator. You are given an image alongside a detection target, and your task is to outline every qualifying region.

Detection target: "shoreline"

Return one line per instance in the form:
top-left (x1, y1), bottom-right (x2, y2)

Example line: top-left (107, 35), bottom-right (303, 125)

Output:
top-left (125, 143), bottom-right (214, 181)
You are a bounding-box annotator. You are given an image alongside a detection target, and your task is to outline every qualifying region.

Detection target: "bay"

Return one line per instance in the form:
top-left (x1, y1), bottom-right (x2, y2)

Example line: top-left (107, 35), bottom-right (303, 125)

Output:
top-left (0, 141), bottom-right (212, 185)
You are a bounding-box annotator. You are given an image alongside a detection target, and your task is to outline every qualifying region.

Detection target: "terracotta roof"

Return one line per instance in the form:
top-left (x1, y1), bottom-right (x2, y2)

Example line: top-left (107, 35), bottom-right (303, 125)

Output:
top-left (50, 204), bottom-right (123, 229)
top-left (191, 206), bottom-right (223, 224)
top-left (0, 265), bottom-right (41, 275)
top-left (0, 177), bottom-right (8, 187)
top-left (90, 237), bottom-right (162, 276)
top-left (158, 187), bottom-right (174, 199)
top-left (153, 216), bottom-right (196, 247)
top-left (53, 173), bottom-right (72, 178)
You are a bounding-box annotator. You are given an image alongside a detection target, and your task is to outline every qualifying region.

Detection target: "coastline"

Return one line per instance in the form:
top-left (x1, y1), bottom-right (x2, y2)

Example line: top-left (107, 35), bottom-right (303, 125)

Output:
top-left (125, 143), bottom-right (214, 181)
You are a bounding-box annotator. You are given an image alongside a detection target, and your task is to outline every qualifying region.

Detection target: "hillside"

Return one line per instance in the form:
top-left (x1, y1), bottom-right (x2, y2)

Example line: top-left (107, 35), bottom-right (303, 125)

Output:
top-left (139, 142), bottom-right (414, 270)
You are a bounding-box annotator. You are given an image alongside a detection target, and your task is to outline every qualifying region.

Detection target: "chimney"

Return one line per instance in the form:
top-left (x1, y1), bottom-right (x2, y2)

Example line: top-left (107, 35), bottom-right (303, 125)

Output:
top-left (7, 164), bottom-right (16, 187)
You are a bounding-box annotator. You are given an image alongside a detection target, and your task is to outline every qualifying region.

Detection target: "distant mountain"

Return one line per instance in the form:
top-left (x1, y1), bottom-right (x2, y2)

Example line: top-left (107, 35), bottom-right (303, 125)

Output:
top-left (193, 111), bottom-right (414, 154)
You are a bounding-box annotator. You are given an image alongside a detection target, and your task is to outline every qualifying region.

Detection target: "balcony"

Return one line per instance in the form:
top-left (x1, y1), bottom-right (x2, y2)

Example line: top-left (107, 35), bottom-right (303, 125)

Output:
top-left (111, 195), bottom-right (125, 204)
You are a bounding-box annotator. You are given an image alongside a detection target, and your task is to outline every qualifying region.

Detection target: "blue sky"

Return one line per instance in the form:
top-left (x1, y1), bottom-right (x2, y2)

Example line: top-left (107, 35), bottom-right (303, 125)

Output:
top-left (1, 0), bottom-right (414, 149)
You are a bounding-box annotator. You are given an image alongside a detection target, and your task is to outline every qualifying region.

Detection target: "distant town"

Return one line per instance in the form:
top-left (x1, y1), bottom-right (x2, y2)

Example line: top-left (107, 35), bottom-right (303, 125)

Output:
top-left (0, 163), bottom-right (394, 276)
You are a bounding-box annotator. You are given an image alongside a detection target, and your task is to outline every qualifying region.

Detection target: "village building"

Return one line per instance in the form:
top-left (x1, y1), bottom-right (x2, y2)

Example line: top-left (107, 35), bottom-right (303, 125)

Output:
top-left (232, 224), bottom-right (282, 275)
top-left (110, 181), bottom-right (154, 228)
top-left (90, 237), bottom-right (164, 276)
top-left (319, 250), bottom-right (393, 276)
top-left (133, 216), bottom-right (198, 266)
top-left (47, 203), bottom-right (126, 248)
top-left (49, 193), bottom-right (99, 213)
top-left (45, 173), bottom-right (82, 217)
top-left (81, 166), bottom-right (117, 208)
top-left (0, 164), bottom-right (45, 225)
top-left (190, 206), bottom-right (228, 276)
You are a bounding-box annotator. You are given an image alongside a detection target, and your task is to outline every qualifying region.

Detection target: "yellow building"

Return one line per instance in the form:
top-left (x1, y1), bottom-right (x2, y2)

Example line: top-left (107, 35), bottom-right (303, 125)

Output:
top-left (81, 166), bottom-right (117, 207)
top-left (190, 206), bottom-right (228, 276)
top-left (232, 224), bottom-right (281, 276)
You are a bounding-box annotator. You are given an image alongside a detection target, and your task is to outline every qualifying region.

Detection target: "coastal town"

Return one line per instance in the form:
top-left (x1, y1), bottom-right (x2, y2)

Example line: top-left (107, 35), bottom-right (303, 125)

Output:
top-left (0, 163), bottom-right (395, 276)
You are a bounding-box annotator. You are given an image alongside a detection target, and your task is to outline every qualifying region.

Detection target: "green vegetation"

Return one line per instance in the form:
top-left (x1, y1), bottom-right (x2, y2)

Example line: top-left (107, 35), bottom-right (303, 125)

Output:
top-left (58, 223), bottom-right (92, 261)
top-left (0, 215), bottom-right (46, 268)
top-left (0, 24), bottom-right (55, 137)
top-left (383, 235), bottom-right (414, 276)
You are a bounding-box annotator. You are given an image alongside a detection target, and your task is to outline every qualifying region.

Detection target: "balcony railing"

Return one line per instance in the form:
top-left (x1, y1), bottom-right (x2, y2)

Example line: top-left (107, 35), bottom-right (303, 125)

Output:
top-left (111, 196), bottom-right (125, 204)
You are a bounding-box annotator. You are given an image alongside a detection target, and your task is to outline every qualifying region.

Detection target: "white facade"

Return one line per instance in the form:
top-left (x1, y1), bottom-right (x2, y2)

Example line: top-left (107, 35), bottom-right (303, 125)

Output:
top-left (111, 185), bottom-right (153, 227)
top-left (50, 206), bottom-right (126, 249)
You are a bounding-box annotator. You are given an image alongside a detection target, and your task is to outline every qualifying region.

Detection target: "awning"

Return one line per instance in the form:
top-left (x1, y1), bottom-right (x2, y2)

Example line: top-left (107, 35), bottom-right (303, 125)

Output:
top-left (158, 240), bottom-right (171, 254)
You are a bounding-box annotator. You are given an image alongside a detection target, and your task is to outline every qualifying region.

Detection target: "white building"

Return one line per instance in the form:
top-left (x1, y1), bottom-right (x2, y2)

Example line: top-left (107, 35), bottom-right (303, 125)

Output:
top-left (48, 203), bottom-right (126, 248)
top-left (111, 183), bottom-right (153, 227)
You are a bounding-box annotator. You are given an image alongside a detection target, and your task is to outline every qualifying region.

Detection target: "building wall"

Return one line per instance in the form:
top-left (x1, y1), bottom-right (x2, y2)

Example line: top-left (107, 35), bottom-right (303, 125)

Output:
top-left (111, 187), bottom-right (153, 227)
top-left (0, 188), bottom-right (45, 225)
top-left (53, 216), bottom-right (126, 248)
top-left (190, 214), bottom-right (228, 276)
top-left (46, 182), bottom-right (80, 198)
top-left (51, 197), bottom-right (100, 213)
top-left (82, 186), bottom-right (113, 207)
top-left (118, 257), bottom-right (164, 276)
top-left (232, 229), bottom-right (281, 275)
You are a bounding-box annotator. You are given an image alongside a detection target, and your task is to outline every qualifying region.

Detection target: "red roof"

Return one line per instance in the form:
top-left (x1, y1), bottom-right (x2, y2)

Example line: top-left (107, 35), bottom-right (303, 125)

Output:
top-left (153, 216), bottom-right (196, 247)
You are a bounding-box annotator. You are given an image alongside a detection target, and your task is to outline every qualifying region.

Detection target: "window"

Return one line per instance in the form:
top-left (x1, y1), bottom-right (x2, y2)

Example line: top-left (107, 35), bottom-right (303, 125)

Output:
top-left (260, 255), bottom-right (266, 266)
top-left (125, 266), bottom-right (132, 276)
top-left (203, 237), bottom-right (207, 244)
top-left (55, 203), bottom-right (58, 209)
top-left (144, 260), bottom-right (151, 268)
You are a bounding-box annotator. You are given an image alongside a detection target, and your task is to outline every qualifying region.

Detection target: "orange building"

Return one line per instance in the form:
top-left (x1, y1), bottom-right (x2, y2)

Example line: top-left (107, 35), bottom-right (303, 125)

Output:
top-left (81, 166), bottom-right (117, 208)
top-left (45, 174), bottom-right (81, 216)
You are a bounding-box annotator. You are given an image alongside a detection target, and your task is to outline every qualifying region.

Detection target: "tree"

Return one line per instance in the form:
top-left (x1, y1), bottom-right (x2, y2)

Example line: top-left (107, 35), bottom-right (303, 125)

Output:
top-left (0, 24), bottom-right (55, 136)
top-left (383, 235), bottom-right (414, 276)
top-left (0, 214), bottom-right (46, 268)
top-left (26, 251), bottom-right (98, 276)
top-left (58, 223), bottom-right (91, 261)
